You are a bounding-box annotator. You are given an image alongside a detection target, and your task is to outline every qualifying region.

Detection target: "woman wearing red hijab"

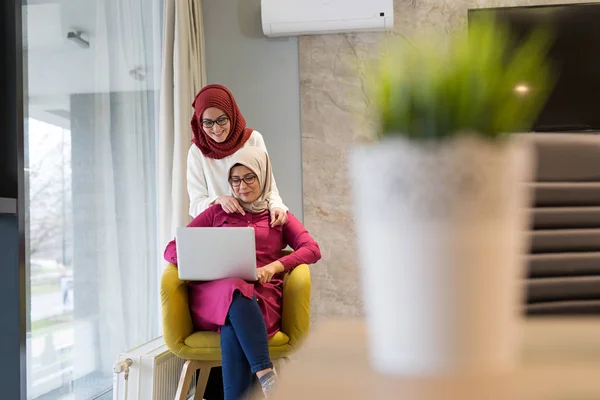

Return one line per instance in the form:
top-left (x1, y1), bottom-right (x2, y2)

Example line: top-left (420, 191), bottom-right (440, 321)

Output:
top-left (187, 84), bottom-right (288, 227)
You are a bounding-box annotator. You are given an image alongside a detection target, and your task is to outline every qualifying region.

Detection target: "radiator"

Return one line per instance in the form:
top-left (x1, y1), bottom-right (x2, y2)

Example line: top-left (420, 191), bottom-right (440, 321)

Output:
top-left (113, 336), bottom-right (187, 400)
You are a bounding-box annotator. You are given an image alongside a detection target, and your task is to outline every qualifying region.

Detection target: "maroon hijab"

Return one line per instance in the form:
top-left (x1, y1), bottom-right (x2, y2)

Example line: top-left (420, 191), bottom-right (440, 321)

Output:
top-left (191, 84), bottom-right (253, 159)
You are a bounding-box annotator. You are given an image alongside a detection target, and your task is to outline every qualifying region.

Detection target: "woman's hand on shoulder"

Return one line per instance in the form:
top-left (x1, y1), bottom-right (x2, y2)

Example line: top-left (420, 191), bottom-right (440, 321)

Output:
top-left (216, 196), bottom-right (245, 215)
top-left (270, 208), bottom-right (288, 227)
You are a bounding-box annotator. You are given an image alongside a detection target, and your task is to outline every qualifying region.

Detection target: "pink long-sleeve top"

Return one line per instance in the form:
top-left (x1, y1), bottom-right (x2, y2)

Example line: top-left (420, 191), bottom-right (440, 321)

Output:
top-left (164, 204), bottom-right (321, 338)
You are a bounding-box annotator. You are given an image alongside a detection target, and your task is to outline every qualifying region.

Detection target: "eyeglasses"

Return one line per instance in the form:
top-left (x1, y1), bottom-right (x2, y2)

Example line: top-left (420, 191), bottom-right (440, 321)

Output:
top-left (201, 115), bottom-right (229, 129)
top-left (229, 174), bottom-right (257, 187)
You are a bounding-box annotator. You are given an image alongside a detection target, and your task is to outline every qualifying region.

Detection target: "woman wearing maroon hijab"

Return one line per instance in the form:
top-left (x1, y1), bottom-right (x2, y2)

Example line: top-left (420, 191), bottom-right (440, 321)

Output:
top-left (187, 84), bottom-right (288, 227)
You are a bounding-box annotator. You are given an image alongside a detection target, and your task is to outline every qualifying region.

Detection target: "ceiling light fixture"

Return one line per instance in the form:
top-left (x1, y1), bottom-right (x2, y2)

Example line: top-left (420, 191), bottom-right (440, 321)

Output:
top-left (129, 66), bottom-right (147, 81)
top-left (66, 30), bottom-right (90, 49)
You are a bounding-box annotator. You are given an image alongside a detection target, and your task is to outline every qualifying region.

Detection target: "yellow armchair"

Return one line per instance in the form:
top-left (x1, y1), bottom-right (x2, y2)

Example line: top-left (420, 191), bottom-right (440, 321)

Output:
top-left (160, 262), bottom-right (311, 400)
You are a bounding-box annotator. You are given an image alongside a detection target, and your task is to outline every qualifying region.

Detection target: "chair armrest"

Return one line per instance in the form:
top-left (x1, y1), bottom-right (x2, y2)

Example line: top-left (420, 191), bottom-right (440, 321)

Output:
top-left (160, 264), bottom-right (194, 357)
top-left (281, 264), bottom-right (311, 349)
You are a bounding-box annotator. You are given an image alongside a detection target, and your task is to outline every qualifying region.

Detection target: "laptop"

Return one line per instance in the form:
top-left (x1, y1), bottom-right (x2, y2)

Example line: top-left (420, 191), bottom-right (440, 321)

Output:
top-left (176, 227), bottom-right (258, 281)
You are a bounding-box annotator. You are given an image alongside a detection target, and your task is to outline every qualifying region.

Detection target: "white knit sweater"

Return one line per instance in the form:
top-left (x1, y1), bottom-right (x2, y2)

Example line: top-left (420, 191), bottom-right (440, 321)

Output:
top-left (186, 130), bottom-right (287, 217)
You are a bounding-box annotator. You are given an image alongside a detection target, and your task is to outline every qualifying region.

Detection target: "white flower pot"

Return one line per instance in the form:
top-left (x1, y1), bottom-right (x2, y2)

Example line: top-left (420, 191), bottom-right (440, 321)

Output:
top-left (349, 134), bottom-right (534, 376)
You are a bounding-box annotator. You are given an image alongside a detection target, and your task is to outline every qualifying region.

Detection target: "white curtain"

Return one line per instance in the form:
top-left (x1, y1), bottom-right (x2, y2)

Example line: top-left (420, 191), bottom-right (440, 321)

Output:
top-left (158, 0), bottom-right (206, 260)
top-left (72, 0), bottom-right (161, 378)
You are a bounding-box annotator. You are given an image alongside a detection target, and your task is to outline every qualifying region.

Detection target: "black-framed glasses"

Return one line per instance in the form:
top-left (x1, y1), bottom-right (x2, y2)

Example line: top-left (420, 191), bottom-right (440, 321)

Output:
top-left (229, 174), bottom-right (257, 187)
top-left (201, 115), bottom-right (229, 129)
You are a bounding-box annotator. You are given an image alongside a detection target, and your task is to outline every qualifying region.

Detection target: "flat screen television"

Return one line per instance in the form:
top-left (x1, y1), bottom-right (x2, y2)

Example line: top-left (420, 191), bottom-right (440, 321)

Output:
top-left (469, 3), bottom-right (600, 132)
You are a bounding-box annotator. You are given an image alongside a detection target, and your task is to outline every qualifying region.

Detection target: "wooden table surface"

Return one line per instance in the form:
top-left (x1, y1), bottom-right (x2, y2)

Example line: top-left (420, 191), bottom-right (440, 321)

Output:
top-left (271, 318), bottom-right (600, 400)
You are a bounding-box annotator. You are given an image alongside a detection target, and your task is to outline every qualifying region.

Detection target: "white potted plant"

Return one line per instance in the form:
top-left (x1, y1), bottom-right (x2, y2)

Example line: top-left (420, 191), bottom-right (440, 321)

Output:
top-left (349, 18), bottom-right (553, 376)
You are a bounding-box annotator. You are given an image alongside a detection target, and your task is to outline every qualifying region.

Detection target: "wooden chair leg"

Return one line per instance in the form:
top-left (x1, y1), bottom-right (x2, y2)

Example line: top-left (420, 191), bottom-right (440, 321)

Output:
top-left (175, 360), bottom-right (199, 400)
top-left (273, 358), bottom-right (282, 371)
top-left (273, 357), bottom-right (291, 373)
top-left (193, 365), bottom-right (212, 400)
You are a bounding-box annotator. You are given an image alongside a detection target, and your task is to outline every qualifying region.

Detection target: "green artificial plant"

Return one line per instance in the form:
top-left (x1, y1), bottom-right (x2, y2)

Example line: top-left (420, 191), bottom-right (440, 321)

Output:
top-left (371, 17), bottom-right (555, 139)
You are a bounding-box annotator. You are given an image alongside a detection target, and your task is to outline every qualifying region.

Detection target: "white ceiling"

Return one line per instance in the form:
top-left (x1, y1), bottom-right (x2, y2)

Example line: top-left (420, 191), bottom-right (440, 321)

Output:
top-left (24, 0), bottom-right (162, 126)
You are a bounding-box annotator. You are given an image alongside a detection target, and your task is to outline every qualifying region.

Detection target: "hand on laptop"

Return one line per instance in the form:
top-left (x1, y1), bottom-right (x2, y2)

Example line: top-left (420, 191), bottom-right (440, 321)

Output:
top-left (217, 195), bottom-right (245, 215)
top-left (256, 261), bottom-right (285, 284)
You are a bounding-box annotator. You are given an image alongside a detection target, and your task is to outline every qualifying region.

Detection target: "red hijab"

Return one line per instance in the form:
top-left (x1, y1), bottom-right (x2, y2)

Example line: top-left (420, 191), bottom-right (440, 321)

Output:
top-left (191, 84), bottom-right (254, 159)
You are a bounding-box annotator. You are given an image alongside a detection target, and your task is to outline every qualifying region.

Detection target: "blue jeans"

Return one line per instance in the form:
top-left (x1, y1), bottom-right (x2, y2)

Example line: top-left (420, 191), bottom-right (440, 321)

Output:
top-left (221, 293), bottom-right (273, 400)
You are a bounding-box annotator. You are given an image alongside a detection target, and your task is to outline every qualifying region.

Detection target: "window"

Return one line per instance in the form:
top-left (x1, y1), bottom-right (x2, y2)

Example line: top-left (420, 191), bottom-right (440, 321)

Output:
top-left (23, 0), bottom-right (163, 398)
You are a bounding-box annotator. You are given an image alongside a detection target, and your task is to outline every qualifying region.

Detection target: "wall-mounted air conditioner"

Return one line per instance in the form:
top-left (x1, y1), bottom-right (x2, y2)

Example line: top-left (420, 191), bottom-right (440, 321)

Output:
top-left (261, 0), bottom-right (394, 38)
